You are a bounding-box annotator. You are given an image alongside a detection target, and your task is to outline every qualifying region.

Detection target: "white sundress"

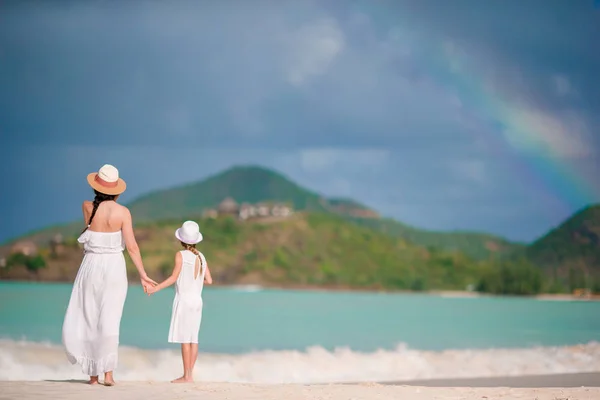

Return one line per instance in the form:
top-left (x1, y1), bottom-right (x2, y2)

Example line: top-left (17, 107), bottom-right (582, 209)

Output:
top-left (168, 250), bottom-right (207, 344)
top-left (62, 230), bottom-right (128, 376)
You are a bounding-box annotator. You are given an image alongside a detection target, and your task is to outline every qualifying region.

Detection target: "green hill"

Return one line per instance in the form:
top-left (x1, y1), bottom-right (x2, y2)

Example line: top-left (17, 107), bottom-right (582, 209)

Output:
top-left (128, 165), bottom-right (374, 221)
top-left (348, 217), bottom-right (523, 260)
top-left (0, 165), bottom-right (520, 261)
top-left (0, 213), bottom-right (486, 292)
top-left (127, 165), bottom-right (520, 259)
top-left (522, 204), bottom-right (600, 291)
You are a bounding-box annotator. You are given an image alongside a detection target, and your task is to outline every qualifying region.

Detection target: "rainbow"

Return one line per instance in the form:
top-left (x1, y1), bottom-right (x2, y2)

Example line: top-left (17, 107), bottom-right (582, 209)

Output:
top-left (431, 46), bottom-right (596, 212)
top-left (360, 3), bottom-right (598, 214)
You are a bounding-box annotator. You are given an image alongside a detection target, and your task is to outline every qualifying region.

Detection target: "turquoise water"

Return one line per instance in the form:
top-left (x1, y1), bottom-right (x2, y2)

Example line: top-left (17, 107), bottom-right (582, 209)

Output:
top-left (1, 282), bottom-right (599, 352)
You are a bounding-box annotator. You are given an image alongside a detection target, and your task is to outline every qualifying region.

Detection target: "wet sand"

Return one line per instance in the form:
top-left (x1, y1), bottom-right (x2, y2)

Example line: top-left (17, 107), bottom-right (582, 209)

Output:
top-left (391, 371), bottom-right (600, 387)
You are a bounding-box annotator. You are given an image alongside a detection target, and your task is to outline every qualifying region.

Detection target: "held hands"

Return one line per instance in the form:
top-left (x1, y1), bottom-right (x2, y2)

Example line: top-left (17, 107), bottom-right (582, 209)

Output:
top-left (146, 285), bottom-right (159, 296)
top-left (140, 274), bottom-right (158, 294)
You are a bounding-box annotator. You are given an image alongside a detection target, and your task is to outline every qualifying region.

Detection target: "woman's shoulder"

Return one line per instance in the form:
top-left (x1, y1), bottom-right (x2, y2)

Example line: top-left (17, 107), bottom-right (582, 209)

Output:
top-left (113, 203), bottom-right (131, 216)
top-left (82, 201), bottom-right (93, 214)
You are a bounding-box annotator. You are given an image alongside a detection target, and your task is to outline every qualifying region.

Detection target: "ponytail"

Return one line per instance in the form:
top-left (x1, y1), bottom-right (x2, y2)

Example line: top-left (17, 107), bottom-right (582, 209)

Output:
top-left (181, 242), bottom-right (204, 269)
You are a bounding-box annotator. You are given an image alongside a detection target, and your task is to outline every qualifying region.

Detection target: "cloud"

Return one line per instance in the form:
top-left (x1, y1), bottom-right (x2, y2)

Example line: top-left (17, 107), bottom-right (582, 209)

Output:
top-left (1, 0), bottom-right (599, 244)
top-left (2, 0), bottom-right (597, 159)
top-left (284, 18), bottom-right (345, 87)
top-left (553, 75), bottom-right (573, 97)
top-left (449, 159), bottom-right (487, 185)
top-left (298, 148), bottom-right (390, 173)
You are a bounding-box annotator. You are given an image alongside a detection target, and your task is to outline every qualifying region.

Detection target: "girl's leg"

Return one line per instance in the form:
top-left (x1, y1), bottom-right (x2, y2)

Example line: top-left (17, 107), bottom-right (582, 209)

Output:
top-left (89, 375), bottom-right (99, 385)
top-left (172, 344), bottom-right (192, 383)
top-left (104, 371), bottom-right (115, 386)
top-left (189, 344), bottom-right (199, 379)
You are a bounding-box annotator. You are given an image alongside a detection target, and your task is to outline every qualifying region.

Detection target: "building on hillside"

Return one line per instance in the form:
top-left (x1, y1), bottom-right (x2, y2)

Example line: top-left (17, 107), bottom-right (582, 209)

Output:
top-left (255, 202), bottom-right (270, 217)
top-left (239, 203), bottom-right (258, 220)
top-left (238, 201), bottom-right (293, 221)
top-left (10, 240), bottom-right (38, 257)
top-left (204, 197), bottom-right (294, 221)
top-left (49, 234), bottom-right (66, 257)
top-left (218, 197), bottom-right (239, 215)
top-left (271, 203), bottom-right (293, 217)
top-left (202, 208), bottom-right (218, 219)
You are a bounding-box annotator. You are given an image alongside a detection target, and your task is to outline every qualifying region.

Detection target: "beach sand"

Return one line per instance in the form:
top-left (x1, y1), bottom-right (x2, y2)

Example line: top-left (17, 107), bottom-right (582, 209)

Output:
top-left (2, 374), bottom-right (599, 400)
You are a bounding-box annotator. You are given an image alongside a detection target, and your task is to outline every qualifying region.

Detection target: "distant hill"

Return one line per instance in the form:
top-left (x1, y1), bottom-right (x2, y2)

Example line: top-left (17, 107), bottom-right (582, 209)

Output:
top-left (126, 165), bottom-right (519, 259)
top-left (348, 217), bottom-right (523, 260)
top-left (0, 213), bottom-right (485, 292)
top-left (522, 204), bottom-right (600, 289)
top-left (128, 166), bottom-right (375, 221)
top-left (0, 165), bottom-right (520, 260)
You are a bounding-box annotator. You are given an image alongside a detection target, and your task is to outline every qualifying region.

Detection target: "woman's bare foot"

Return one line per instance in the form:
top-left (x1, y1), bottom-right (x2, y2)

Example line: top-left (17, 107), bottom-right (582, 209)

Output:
top-left (171, 376), bottom-right (193, 383)
top-left (88, 376), bottom-right (99, 385)
top-left (104, 371), bottom-right (116, 386)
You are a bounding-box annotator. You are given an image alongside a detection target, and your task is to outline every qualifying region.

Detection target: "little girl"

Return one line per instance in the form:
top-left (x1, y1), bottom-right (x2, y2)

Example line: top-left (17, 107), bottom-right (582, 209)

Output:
top-left (147, 220), bottom-right (213, 383)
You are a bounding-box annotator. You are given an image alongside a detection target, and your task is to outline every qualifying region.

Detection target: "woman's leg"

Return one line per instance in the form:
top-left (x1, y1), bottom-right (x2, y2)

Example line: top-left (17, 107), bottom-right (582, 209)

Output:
top-left (89, 376), bottom-right (99, 385)
top-left (172, 344), bottom-right (192, 383)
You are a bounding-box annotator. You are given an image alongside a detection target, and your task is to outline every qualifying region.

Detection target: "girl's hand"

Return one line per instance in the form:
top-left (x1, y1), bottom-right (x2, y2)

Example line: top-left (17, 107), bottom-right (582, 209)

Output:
top-left (141, 274), bottom-right (158, 292)
top-left (146, 285), bottom-right (159, 296)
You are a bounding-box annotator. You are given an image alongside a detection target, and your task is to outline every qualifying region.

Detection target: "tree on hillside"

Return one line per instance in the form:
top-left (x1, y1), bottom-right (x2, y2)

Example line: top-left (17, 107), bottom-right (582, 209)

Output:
top-left (476, 258), bottom-right (543, 295)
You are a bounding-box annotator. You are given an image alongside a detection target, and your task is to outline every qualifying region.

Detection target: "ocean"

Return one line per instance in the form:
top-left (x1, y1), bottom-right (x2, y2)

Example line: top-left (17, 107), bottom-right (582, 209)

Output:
top-left (1, 282), bottom-right (599, 383)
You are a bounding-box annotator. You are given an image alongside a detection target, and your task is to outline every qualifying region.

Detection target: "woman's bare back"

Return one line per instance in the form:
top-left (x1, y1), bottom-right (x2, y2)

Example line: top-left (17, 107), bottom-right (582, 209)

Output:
top-left (83, 200), bottom-right (126, 233)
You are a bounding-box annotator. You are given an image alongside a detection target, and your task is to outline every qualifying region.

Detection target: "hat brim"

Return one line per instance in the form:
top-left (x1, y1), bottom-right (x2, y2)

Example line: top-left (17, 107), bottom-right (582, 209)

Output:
top-left (175, 228), bottom-right (203, 244)
top-left (87, 173), bottom-right (127, 195)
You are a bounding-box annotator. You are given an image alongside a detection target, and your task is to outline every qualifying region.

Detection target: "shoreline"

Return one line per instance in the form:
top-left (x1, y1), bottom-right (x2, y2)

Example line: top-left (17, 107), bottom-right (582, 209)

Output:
top-left (387, 371), bottom-right (600, 388)
top-left (2, 374), bottom-right (599, 400)
top-left (3, 279), bottom-right (599, 301)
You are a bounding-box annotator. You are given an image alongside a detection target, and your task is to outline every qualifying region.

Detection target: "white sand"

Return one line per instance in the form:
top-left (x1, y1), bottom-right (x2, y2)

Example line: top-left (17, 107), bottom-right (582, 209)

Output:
top-left (1, 382), bottom-right (599, 400)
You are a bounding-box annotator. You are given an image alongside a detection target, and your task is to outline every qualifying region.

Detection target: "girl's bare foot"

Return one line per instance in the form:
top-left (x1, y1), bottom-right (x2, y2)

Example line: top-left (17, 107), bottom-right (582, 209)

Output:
top-left (171, 376), bottom-right (193, 383)
top-left (88, 376), bottom-right (99, 385)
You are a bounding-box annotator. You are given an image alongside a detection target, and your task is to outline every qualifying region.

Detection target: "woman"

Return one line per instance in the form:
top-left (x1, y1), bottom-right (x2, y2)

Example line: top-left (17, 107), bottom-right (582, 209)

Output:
top-left (62, 164), bottom-right (157, 386)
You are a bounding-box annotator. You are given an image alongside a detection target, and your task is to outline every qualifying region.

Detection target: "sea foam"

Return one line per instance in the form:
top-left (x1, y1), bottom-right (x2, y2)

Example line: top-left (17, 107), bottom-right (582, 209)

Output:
top-left (1, 339), bottom-right (599, 383)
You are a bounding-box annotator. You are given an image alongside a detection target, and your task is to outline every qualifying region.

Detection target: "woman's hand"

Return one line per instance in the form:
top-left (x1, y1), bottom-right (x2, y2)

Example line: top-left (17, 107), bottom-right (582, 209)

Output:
top-left (140, 274), bottom-right (157, 293)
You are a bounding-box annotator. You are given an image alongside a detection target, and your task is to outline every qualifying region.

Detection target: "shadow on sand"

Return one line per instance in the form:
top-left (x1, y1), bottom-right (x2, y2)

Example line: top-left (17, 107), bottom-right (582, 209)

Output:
top-left (44, 379), bottom-right (90, 385)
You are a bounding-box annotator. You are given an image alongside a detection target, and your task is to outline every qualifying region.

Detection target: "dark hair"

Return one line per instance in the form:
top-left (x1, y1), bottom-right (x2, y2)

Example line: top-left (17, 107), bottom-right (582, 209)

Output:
top-left (180, 241), bottom-right (201, 257)
top-left (81, 190), bottom-right (118, 234)
top-left (180, 241), bottom-right (204, 267)
top-left (179, 240), bottom-right (204, 276)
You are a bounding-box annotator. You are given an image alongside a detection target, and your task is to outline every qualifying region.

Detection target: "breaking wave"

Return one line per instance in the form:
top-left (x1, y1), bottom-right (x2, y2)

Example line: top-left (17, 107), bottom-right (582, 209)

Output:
top-left (1, 339), bottom-right (600, 383)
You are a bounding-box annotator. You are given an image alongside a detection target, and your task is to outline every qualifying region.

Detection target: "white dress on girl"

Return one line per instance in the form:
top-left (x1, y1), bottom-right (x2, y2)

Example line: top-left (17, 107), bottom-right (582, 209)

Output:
top-left (168, 250), bottom-right (207, 344)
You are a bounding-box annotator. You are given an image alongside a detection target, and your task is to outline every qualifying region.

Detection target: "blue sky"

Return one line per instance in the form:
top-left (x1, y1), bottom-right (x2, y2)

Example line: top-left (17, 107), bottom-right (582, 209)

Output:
top-left (1, 0), bottom-right (599, 243)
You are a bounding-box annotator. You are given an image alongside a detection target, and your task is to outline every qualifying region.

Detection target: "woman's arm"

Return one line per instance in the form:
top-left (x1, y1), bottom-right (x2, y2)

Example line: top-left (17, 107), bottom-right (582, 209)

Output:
top-left (148, 252), bottom-right (182, 294)
top-left (121, 206), bottom-right (156, 286)
top-left (82, 201), bottom-right (91, 226)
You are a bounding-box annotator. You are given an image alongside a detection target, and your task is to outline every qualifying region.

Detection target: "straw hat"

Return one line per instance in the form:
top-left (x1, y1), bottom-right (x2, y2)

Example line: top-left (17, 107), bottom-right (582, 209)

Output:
top-left (175, 220), bottom-right (203, 245)
top-left (86, 164), bottom-right (127, 195)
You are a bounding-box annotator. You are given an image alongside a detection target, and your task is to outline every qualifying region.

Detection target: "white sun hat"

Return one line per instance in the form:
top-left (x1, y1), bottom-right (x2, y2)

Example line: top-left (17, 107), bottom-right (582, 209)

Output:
top-left (86, 164), bottom-right (127, 195)
top-left (175, 220), bottom-right (203, 244)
